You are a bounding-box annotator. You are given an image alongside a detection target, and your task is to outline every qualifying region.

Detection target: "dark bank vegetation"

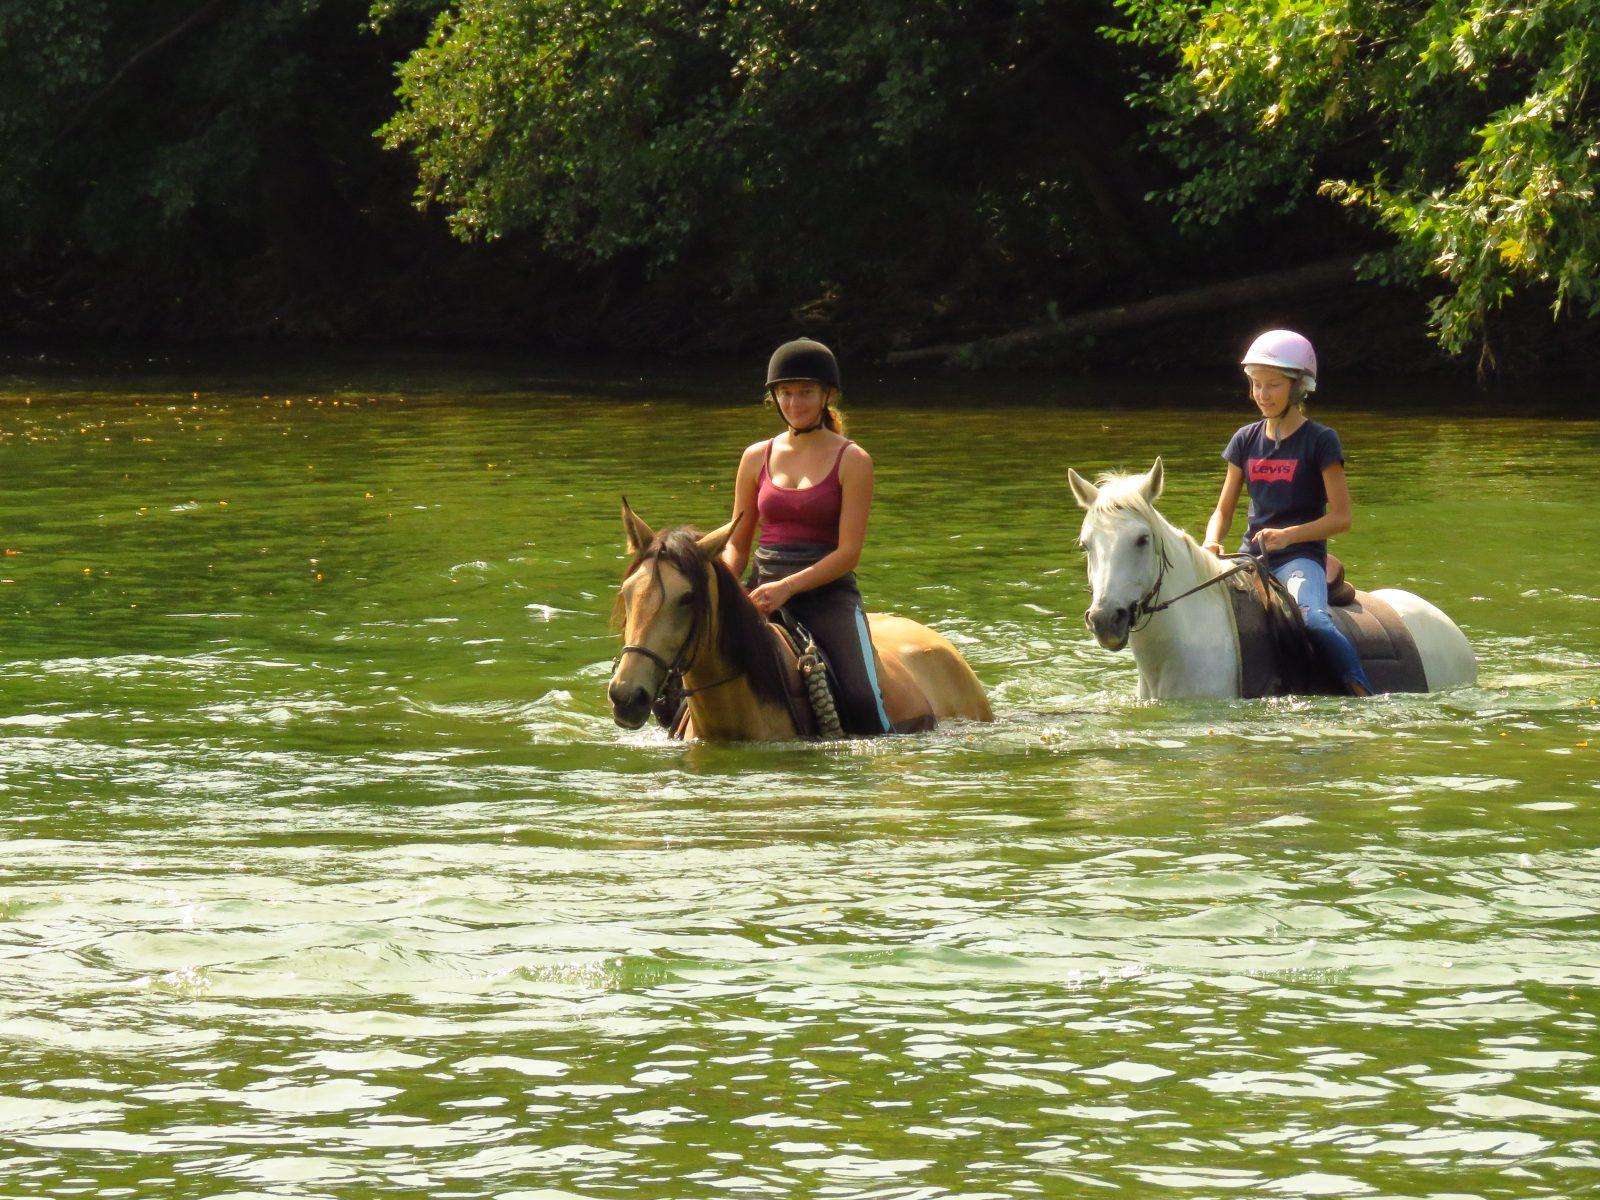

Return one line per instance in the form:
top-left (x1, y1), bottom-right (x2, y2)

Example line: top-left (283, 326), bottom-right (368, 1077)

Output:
top-left (3, 0), bottom-right (1598, 374)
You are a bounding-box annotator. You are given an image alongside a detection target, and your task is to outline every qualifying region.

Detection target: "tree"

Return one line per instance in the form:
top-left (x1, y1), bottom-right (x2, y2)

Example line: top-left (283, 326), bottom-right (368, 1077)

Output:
top-left (1113, 0), bottom-right (1600, 353)
top-left (0, 0), bottom-right (437, 335)
top-left (374, 0), bottom-right (1157, 317)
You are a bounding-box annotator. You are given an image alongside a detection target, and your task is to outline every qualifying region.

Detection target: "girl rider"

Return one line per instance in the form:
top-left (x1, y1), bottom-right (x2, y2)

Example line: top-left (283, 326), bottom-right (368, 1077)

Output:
top-left (719, 339), bottom-right (894, 735)
top-left (1202, 330), bottom-right (1376, 697)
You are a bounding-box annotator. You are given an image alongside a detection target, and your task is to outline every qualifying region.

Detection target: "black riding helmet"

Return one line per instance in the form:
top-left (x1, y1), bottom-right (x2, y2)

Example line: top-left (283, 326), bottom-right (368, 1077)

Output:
top-left (766, 338), bottom-right (841, 393)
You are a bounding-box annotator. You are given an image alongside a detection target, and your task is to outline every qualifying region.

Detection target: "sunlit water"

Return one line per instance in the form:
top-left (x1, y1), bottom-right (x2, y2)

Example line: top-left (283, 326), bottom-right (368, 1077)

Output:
top-left (1, 353), bottom-right (1596, 1198)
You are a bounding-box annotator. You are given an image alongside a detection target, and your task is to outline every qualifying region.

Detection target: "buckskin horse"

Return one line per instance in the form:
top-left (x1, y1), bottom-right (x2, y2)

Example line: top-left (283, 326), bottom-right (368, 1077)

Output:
top-left (608, 501), bottom-right (993, 739)
top-left (1068, 460), bottom-right (1477, 699)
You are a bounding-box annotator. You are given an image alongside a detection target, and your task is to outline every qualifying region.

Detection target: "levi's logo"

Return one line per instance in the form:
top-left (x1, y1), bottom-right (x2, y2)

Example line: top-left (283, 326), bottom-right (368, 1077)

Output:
top-left (1250, 458), bottom-right (1298, 483)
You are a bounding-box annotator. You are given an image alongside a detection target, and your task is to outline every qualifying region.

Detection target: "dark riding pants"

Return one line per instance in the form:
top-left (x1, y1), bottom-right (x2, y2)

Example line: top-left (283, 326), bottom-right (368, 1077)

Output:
top-left (752, 544), bottom-right (893, 736)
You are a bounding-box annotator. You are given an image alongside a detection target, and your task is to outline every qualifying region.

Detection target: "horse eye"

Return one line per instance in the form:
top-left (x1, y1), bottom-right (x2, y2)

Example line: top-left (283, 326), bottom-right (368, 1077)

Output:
top-left (1135, 534), bottom-right (1150, 548)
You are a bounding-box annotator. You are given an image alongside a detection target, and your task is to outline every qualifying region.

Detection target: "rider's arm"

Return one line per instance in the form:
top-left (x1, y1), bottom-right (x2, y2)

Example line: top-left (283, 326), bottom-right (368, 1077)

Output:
top-left (720, 442), bottom-right (764, 579)
top-left (1202, 464), bottom-right (1245, 555)
top-left (760, 446), bottom-right (872, 600)
top-left (1275, 464), bottom-right (1353, 547)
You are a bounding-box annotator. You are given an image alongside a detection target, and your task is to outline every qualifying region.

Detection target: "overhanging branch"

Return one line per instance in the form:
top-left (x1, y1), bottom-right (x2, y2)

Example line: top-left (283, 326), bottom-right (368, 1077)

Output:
top-left (886, 257), bottom-right (1364, 366)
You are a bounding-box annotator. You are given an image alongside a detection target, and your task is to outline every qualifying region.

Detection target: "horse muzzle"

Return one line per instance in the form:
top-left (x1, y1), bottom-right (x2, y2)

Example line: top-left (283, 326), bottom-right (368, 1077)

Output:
top-left (608, 680), bottom-right (653, 729)
top-left (1085, 605), bottom-right (1131, 651)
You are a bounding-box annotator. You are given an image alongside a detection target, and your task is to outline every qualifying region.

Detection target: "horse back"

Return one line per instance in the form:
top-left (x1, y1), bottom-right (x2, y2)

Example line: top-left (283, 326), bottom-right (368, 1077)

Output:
top-left (1366, 587), bottom-right (1478, 691)
top-left (867, 613), bottom-right (994, 724)
top-left (1227, 571), bottom-right (1473, 695)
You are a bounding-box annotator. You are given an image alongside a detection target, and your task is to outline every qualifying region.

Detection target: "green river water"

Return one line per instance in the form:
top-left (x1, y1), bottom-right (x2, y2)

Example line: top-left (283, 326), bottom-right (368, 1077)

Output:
top-left (1, 354), bottom-right (1596, 1199)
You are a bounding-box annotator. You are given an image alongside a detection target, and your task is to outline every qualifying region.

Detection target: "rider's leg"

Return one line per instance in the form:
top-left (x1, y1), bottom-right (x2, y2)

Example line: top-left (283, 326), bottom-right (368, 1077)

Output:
top-left (1273, 557), bottom-right (1375, 696)
top-left (783, 582), bottom-right (893, 735)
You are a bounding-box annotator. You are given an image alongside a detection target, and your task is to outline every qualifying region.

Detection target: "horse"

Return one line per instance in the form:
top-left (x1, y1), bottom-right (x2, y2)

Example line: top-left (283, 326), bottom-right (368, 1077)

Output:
top-left (1066, 459), bottom-right (1478, 700)
top-left (607, 500), bottom-right (993, 739)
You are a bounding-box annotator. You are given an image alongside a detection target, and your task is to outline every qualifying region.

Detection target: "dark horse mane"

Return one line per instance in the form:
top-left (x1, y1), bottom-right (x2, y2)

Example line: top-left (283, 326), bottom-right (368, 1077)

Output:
top-left (618, 528), bottom-right (792, 711)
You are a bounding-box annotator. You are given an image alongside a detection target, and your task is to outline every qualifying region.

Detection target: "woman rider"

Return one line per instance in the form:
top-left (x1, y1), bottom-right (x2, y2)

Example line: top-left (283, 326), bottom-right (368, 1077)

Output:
top-left (1202, 330), bottom-right (1376, 697)
top-left (719, 339), bottom-right (893, 735)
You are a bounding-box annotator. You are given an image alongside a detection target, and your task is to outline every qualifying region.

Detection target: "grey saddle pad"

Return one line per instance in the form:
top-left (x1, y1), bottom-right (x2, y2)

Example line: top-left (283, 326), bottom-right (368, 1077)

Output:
top-left (1229, 574), bottom-right (1428, 697)
top-left (1328, 591), bottom-right (1428, 694)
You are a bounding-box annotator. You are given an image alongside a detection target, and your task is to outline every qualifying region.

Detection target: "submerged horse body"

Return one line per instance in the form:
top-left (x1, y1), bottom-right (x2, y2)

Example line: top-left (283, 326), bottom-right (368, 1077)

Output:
top-left (608, 502), bottom-right (992, 740)
top-left (1068, 460), bottom-right (1477, 699)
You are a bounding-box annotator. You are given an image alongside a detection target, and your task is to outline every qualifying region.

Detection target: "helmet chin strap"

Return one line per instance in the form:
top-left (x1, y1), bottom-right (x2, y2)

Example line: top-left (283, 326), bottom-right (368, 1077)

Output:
top-left (1265, 382), bottom-right (1304, 441)
top-left (786, 407), bottom-right (829, 435)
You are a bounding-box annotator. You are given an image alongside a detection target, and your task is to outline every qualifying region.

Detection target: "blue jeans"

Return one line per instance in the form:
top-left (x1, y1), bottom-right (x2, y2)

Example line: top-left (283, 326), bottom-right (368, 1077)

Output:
top-left (1273, 557), bottom-right (1375, 694)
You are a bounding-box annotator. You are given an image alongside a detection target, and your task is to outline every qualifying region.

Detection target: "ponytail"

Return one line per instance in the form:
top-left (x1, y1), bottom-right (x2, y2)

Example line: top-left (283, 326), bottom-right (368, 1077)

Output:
top-left (822, 394), bottom-right (848, 437)
top-left (1291, 376), bottom-right (1311, 416)
top-left (763, 386), bottom-right (848, 436)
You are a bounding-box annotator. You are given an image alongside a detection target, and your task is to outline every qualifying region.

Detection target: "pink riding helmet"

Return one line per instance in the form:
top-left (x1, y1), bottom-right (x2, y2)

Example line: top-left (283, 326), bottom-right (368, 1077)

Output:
top-left (1242, 330), bottom-right (1318, 393)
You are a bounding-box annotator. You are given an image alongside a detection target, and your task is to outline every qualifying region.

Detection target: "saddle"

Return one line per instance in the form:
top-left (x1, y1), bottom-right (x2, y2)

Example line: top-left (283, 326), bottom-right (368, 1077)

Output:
top-left (775, 614), bottom-right (933, 736)
top-left (1226, 554), bottom-right (1428, 697)
top-left (773, 614), bottom-right (856, 737)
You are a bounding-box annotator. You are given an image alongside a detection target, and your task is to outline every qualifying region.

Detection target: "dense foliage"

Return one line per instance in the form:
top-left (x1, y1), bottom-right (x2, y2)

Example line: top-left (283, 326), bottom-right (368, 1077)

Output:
top-left (376, 0), bottom-right (1154, 319)
top-left (2, 0), bottom-right (1597, 363)
top-left (1116, 0), bottom-right (1600, 352)
top-left (0, 0), bottom-right (442, 338)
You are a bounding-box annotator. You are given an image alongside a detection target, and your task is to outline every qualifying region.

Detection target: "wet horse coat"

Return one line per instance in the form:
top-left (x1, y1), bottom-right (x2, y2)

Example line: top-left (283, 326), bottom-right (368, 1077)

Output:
top-left (608, 503), bottom-right (993, 740)
top-left (1067, 460), bottom-right (1477, 700)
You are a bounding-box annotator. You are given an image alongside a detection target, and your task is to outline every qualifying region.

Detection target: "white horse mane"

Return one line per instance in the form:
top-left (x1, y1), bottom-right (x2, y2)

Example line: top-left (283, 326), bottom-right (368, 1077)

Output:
top-left (1084, 473), bottom-right (1221, 583)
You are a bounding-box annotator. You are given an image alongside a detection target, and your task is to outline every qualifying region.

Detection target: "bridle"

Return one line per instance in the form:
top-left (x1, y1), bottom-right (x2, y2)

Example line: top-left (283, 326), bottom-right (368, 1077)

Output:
top-left (1091, 519), bottom-right (1257, 635)
top-left (1131, 550), bottom-right (1256, 631)
top-left (614, 573), bottom-right (742, 708)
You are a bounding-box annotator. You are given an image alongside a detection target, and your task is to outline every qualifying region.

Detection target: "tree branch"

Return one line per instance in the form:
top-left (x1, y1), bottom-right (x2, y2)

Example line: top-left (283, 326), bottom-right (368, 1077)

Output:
top-left (53, 0), bottom-right (235, 147)
top-left (886, 257), bottom-right (1364, 365)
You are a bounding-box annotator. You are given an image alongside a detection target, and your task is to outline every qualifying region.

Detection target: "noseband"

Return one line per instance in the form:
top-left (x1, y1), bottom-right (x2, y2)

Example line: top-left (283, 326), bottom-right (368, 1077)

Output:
top-left (1092, 520), bottom-right (1256, 634)
top-left (1126, 540), bottom-right (1173, 634)
top-left (615, 640), bottom-right (689, 701)
top-left (614, 575), bottom-right (742, 707)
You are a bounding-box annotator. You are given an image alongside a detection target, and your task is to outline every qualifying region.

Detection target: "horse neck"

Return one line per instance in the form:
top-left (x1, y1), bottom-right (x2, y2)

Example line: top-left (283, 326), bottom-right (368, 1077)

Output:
top-left (679, 575), bottom-right (800, 740)
top-left (1130, 514), bottom-right (1234, 658)
top-left (1154, 517), bottom-right (1220, 594)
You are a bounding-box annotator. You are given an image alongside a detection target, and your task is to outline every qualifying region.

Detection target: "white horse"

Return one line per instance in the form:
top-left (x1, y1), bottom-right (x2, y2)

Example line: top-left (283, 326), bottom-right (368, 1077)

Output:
top-left (1067, 459), bottom-right (1477, 699)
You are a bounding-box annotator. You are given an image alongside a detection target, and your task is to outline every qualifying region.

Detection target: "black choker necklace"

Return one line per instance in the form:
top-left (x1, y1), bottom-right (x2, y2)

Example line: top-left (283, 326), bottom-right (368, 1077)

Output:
top-left (787, 411), bottom-right (827, 435)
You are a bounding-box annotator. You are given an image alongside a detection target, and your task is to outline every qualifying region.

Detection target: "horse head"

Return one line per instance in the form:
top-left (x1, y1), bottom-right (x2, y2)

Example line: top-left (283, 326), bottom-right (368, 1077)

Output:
top-left (1068, 458), bottom-right (1165, 651)
top-left (608, 499), bottom-right (739, 728)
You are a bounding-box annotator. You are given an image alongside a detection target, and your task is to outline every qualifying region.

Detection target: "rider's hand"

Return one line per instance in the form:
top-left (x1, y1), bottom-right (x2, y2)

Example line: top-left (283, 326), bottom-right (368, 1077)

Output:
top-left (1202, 541), bottom-right (1226, 557)
top-left (748, 579), bottom-right (793, 616)
top-left (1255, 527), bottom-right (1294, 553)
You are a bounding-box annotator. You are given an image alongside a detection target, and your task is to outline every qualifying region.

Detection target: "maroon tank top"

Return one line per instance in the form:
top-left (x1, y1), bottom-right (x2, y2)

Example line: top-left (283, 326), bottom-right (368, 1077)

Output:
top-left (757, 439), bottom-right (851, 547)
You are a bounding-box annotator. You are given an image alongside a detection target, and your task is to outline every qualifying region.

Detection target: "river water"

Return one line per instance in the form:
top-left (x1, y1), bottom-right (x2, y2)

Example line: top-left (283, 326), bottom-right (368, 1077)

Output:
top-left (1, 353), bottom-right (1596, 1198)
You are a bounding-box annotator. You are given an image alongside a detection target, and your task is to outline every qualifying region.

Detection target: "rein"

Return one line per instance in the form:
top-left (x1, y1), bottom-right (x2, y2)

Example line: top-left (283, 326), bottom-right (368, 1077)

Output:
top-left (1129, 545), bottom-right (1257, 632)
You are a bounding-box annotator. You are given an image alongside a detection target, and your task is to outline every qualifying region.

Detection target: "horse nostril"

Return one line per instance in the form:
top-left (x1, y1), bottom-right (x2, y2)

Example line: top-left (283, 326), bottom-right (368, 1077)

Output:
top-left (1082, 607), bottom-right (1094, 630)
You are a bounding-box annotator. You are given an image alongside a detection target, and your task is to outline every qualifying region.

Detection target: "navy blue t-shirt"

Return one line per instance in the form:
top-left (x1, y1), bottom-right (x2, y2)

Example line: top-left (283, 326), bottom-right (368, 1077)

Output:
top-left (1222, 418), bottom-right (1345, 567)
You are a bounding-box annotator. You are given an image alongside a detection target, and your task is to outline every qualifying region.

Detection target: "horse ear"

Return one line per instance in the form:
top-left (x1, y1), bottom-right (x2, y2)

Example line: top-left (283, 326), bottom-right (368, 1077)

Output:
top-left (1067, 468), bottom-right (1099, 510)
top-left (1141, 457), bottom-right (1165, 503)
top-left (621, 496), bottom-right (655, 555)
top-left (696, 511), bottom-right (744, 560)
